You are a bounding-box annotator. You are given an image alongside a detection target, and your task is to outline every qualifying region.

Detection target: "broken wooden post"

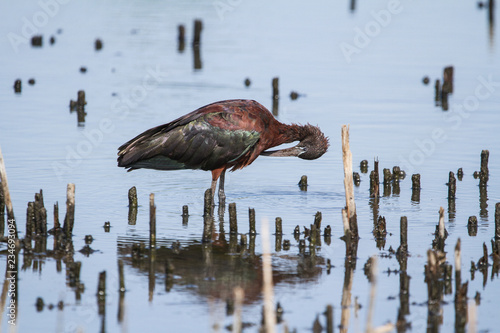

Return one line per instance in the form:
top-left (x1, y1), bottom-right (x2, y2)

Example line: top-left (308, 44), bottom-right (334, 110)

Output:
top-left (0, 185), bottom-right (4, 236)
top-left (495, 202), bottom-right (500, 239)
top-left (0, 145), bottom-right (17, 238)
top-left (411, 174), bottom-right (421, 202)
top-left (442, 66), bottom-right (454, 94)
top-left (177, 24), bottom-right (185, 52)
top-left (432, 207), bottom-right (447, 251)
top-left (341, 125), bottom-right (357, 238)
top-left (203, 189), bottom-right (213, 243)
top-left (63, 183), bottom-right (75, 238)
top-left (149, 193), bottom-right (156, 249)
top-left (229, 202), bottom-right (237, 234)
top-left (479, 149), bottom-right (489, 188)
top-left (97, 271), bottom-right (106, 316)
top-left (314, 211), bottom-right (322, 230)
top-left (249, 208), bottom-right (256, 235)
top-left (298, 175), bottom-right (308, 191)
top-left (448, 171), bottom-right (456, 199)
top-left (128, 186), bottom-right (138, 225)
top-left (182, 205), bottom-right (189, 226)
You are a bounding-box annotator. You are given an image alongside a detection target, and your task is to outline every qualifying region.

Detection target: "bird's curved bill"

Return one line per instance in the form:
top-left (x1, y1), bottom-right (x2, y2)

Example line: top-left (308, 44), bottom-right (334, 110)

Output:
top-left (260, 146), bottom-right (304, 157)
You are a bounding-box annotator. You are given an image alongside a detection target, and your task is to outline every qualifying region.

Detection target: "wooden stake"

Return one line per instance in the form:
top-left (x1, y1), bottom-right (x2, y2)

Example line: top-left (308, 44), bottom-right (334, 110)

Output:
top-left (97, 271), bottom-right (106, 315)
top-left (438, 207), bottom-right (445, 239)
top-left (229, 202), bottom-right (237, 234)
top-left (275, 217), bottom-right (282, 235)
top-left (314, 211), bottom-right (322, 230)
top-left (203, 189), bottom-right (213, 243)
top-left (495, 202), bottom-right (500, 239)
top-left (53, 202), bottom-right (60, 231)
top-left (128, 186), bottom-right (138, 225)
top-left (203, 188), bottom-right (213, 217)
top-left (0, 185), bottom-right (4, 237)
top-left (249, 208), bottom-right (256, 235)
top-left (341, 208), bottom-right (350, 237)
top-left (272, 77), bottom-right (279, 100)
top-left (149, 193), bottom-right (156, 249)
top-left (0, 145), bottom-right (17, 238)
top-left (192, 19), bottom-right (202, 47)
top-left (63, 183), bottom-right (75, 238)
top-left (400, 216), bottom-right (408, 251)
top-left (341, 125), bottom-right (357, 237)
top-left (177, 24), bottom-right (185, 52)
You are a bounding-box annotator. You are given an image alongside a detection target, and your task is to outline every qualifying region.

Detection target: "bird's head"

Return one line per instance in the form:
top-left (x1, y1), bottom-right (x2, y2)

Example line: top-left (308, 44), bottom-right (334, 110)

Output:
top-left (261, 124), bottom-right (329, 159)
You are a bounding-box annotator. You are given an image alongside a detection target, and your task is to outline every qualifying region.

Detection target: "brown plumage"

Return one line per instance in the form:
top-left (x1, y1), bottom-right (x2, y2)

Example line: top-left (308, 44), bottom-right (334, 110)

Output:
top-left (117, 99), bottom-right (329, 202)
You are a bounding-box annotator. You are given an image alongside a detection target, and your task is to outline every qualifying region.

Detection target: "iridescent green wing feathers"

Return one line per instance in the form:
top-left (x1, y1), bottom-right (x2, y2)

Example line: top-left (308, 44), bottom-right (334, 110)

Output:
top-left (117, 114), bottom-right (261, 172)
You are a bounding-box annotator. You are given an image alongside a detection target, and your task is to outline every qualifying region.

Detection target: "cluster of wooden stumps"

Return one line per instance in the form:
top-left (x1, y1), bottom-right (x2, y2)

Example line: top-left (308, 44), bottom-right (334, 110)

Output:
top-left (0, 151), bottom-right (122, 329)
top-left (122, 171), bottom-right (335, 331)
top-left (340, 126), bottom-right (500, 332)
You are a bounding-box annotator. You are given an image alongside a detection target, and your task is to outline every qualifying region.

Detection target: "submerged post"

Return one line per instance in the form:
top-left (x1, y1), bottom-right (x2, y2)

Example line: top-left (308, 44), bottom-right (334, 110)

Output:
top-left (272, 77), bottom-right (279, 100)
top-left (448, 171), bottom-right (456, 199)
top-left (0, 185), bottom-right (4, 237)
top-left (249, 208), bottom-right (256, 235)
top-left (0, 145), bottom-right (17, 238)
top-left (229, 203), bottom-right (237, 234)
top-left (204, 188), bottom-right (213, 218)
top-left (177, 24), bottom-right (185, 52)
top-left (495, 202), bottom-right (500, 239)
top-left (298, 175), bottom-right (308, 191)
top-left (341, 125), bottom-right (357, 238)
top-left (411, 174), bottom-right (421, 202)
top-left (433, 207), bottom-right (447, 251)
top-left (203, 189), bottom-right (213, 243)
top-left (479, 150), bottom-right (489, 187)
top-left (63, 183), bottom-right (75, 238)
top-left (192, 19), bottom-right (202, 47)
top-left (128, 186), bottom-right (138, 225)
top-left (275, 217), bottom-right (282, 235)
top-left (149, 193), bottom-right (156, 249)
top-left (97, 271), bottom-right (106, 315)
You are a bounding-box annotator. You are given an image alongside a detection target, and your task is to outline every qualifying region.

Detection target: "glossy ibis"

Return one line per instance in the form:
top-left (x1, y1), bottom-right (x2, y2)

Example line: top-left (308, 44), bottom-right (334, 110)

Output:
top-left (117, 99), bottom-right (329, 202)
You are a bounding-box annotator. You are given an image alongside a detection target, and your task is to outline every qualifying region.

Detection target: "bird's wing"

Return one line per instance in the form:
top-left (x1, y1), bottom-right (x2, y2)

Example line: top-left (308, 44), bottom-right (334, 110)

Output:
top-left (117, 114), bottom-right (261, 171)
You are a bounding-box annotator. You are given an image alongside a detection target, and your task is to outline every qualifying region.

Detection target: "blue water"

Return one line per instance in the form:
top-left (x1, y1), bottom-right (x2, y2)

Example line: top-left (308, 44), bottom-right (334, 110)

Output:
top-left (1, 0), bottom-right (499, 332)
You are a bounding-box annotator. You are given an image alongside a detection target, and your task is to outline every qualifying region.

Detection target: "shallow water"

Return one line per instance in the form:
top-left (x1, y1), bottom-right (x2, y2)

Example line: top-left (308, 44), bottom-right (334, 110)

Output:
top-left (1, 0), bottom-right (500, 332)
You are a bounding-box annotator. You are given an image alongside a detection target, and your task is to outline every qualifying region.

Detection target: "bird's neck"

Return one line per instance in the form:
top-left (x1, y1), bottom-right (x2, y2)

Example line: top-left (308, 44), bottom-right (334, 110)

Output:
top-left (272, 123), bottom-right (309, 146)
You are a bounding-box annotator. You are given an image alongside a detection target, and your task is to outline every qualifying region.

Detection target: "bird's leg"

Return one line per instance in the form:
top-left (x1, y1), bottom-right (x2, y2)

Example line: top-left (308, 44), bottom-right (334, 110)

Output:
top-left (211, 168), bottom-right (225, 209)
top-left (218, 169), bottom-right (226, 205)
top-left (211, 179), bottom-right (217, 201)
